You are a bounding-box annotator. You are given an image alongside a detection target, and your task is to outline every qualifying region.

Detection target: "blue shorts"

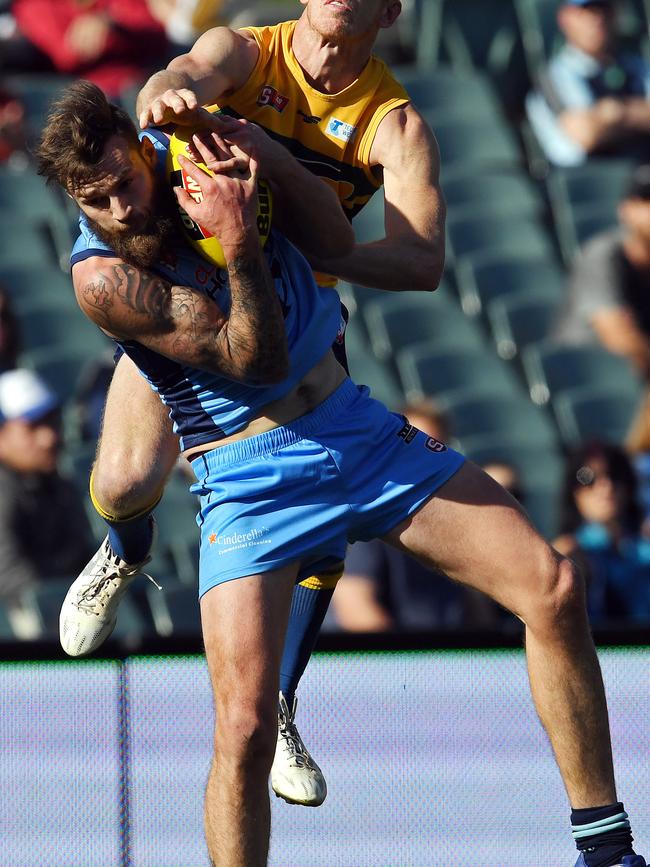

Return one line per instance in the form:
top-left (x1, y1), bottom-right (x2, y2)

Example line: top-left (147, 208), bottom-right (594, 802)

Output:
top-left (189, 378), bottom-right (465, 597)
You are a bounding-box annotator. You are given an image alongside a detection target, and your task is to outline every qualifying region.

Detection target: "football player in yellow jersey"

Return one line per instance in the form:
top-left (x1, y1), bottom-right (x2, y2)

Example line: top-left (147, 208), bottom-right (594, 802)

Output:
top-left (60, 0), bottom-right (444, 813)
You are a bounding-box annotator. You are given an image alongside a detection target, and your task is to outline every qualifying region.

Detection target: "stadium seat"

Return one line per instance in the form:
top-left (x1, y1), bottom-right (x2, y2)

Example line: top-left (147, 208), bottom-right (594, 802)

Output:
top-left (394, 65), bottom-right (505, 121)
top-left (25, 345), bottom-right (109, 403)
top-left (521, 340), bottom-right (643, 405)
top-left (454, 252), bottom-right (565, 316)
top-left (345, 313), bottom-right (405, 408)
top-left (553, 385), bottom-right (642, 447)
top-left (395, 342), bottom-right (520, 402)
top-left (441, 391), bottom-right (558, 447)
top-left (146, 583), bottom-right (201, 638)
top-left (514, 0), bottom-right (566, 79)
top-left (20, 307), bottom-right (108, 355)
top-left (342, 276), bottom-right (453, 321)
top-left (363, 292), bottom-right (483, 360)
top-left (546, 160), bottom-right (633, 264)
top-left (442, 167), bottom-right (545, 220)
top-left (435, 0), bottom-right (529, 112)
top-left (0, 165), bottom-right (75, 264)
top-left (446, 212), bottom-right (556, 265)
top-left (0, 265), bottom-right (77, 315)
top-left (352, 189), bottom-right (384, 243)
top-left (487, 292), bottom-right (561, 360)
top-left (431, 116), bottom-right (523, 170)
top-left (0, 216), bottom-right (57, 268)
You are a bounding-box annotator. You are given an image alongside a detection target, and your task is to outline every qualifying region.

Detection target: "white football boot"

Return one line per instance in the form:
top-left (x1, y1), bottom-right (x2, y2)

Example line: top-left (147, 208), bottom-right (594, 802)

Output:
top-left (271, 692), bottom-right (327, 807)
top-left (59, 536), bottom-right (158, 656)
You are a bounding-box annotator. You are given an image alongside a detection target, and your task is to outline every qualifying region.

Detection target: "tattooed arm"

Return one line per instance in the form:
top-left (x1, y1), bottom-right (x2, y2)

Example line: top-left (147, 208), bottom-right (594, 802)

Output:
top-left (72, 251), bottom-right (289, 385)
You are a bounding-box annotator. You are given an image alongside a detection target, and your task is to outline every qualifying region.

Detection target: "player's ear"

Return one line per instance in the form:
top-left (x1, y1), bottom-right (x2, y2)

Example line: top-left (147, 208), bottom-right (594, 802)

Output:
top-left (140, 135), bottom-right (156, 167)
top-left (380, 0), bottom-right (401, 29)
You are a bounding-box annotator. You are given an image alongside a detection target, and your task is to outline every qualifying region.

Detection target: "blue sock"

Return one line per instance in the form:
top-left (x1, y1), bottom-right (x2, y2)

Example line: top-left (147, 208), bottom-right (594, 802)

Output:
top-left (107, 514), bottom-right (154, 565)
top-left (279, 583), bottom-right (334, 704)
top-left (572, 802), bottom-right (635, 867)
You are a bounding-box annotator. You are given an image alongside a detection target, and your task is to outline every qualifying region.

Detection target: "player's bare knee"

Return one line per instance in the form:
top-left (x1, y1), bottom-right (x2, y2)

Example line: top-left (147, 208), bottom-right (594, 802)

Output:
top-left (525, 554), bottom-right (585, 633)
top-left (214, 700), bottom-right (277, 771)
top-left (92, 452), bottom-right (162, 519)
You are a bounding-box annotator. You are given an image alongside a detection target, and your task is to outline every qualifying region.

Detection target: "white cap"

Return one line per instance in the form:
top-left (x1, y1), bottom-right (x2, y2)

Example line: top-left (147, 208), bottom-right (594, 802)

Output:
top-left (0, 368), bottom-right (60, 424)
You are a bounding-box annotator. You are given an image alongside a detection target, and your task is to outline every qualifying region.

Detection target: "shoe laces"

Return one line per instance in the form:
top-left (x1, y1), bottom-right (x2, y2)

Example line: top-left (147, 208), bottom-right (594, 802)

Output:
top-left (277, 693), bottom-right (314, 770)
top-left (75, 542), bottom-right (161, 614)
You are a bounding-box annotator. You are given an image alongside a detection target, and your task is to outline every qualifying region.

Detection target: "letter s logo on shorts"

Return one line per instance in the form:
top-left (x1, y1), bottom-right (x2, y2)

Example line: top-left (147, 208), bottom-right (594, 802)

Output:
top-left (425, 437), bottom-right (447, 453)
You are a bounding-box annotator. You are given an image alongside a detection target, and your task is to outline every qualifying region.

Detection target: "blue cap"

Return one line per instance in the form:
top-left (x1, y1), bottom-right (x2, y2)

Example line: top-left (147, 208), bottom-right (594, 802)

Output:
top-left (566, 0), bottom-right (613, 5)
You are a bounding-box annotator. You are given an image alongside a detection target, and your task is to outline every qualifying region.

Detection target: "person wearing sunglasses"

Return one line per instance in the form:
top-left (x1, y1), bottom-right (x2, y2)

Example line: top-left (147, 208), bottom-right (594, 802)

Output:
top-left (555, 440), bottom-right (650, 625)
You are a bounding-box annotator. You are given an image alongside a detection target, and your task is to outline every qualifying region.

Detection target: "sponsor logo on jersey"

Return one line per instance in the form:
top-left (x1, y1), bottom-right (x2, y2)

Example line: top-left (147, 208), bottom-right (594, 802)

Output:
top-left (425, 437), bottom-right (447, 453)
top-left (298, 108), bottom-right (321, 124)
top-left (213, 525), bottom-right (273, 554)
top-left (326, 118), bottom-right (357, 143)
top-left (257, 85), bottom-right (289, 113)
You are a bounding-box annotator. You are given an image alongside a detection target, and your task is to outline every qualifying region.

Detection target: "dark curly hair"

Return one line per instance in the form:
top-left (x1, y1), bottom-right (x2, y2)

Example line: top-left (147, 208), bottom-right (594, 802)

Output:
top-left (35, 80), bottom-right (140, 193)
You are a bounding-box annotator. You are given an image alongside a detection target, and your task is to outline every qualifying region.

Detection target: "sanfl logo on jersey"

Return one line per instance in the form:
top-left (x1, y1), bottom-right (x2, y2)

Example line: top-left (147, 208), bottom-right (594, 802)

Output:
top-left (326, 118), bottom-right (356, 143)
top-left (257, 85), bottom-right (289, 113)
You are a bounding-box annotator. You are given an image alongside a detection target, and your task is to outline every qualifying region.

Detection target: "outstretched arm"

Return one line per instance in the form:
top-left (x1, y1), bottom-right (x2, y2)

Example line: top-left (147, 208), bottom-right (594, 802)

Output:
top-left (136, 26), bottom-right (258, 128)
top-left (309, 104), bottom-right (446, 292)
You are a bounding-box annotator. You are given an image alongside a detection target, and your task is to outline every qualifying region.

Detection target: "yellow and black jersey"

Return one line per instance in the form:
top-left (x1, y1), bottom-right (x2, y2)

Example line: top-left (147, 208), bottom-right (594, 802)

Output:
top-left (212, 19), bottom-right (409, 221)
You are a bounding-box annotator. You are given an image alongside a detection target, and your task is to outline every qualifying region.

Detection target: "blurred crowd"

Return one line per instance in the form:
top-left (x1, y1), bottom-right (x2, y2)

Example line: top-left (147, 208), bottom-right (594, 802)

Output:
top-left (3, 0), bottom-right (650, 645)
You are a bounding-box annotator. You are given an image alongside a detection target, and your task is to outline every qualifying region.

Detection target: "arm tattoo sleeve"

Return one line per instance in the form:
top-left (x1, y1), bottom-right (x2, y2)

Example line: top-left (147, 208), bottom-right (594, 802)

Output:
top-left (224, 251), bottom-right (288, 383)
top-left (81, 264), bottom-right (169, 330)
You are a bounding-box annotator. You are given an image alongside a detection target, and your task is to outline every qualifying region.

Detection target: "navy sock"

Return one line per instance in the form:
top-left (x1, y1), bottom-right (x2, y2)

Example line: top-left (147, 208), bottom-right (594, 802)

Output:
top-left (279, 584), bottom-right (334, 704)
top-left (107, 514), bottom-right (154, 565)
top-left (571, 802), bottom-right (635, 867)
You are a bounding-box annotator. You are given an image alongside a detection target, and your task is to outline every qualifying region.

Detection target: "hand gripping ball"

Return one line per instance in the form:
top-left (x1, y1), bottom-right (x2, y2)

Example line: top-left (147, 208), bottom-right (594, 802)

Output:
top-left (166, 125), bottom-right (273, 269)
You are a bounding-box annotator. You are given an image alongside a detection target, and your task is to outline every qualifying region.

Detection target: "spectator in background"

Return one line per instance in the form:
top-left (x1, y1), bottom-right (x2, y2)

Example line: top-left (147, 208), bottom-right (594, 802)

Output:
top-left (9, 0), bottom-right (172, 98)
top-left (0, 369), bottom-right (94, 637)
top-left (147, 0), bottom-right (227, 51)
top-left (0, 288), bottom-right (21, 372)
top-left (332, 400), bottom-right (503, 632)
top-left (526, 0), bottom-right (650, 167)
top-left (554, 440), bottom-right (650, 625)
top-left (0, 87), bottom-right (27, 166)
top-left (626, 389), bottom-right (650, 528)
top-left (552, 163), bottom-right (650, 379)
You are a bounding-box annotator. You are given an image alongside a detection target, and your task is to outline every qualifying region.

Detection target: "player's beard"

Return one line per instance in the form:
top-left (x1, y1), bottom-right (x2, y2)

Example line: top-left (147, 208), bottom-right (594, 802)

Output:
top-left (87, 182), bottom-right (179, 270)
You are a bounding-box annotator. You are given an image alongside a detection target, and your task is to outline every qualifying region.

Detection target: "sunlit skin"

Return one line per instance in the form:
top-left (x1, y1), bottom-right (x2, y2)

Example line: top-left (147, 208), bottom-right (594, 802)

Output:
top-left (295, 0), bottom-right (402, 89)
top-left (72, 134), bottom-right (157, 236)
top-left (557, 2), bottom-right (616, 61)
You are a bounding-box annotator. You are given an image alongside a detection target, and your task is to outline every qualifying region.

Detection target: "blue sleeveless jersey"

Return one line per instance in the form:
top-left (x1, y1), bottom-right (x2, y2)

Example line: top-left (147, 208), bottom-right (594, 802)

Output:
top-left (70, 129), bottom-right (342, 451)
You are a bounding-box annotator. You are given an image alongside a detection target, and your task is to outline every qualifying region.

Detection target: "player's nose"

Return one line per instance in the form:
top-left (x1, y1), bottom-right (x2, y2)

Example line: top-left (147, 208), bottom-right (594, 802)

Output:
top-left (111, 197), bottom-right (133, 223)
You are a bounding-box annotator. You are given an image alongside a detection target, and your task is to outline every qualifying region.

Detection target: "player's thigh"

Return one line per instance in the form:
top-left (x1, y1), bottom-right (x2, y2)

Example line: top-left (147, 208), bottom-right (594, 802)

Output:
top-left (96, 353), bottom-right (178, 482)
top-left (200, 564), bottom-right (299, 714)
top-left (383, 461), bottom-right (559, 616)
